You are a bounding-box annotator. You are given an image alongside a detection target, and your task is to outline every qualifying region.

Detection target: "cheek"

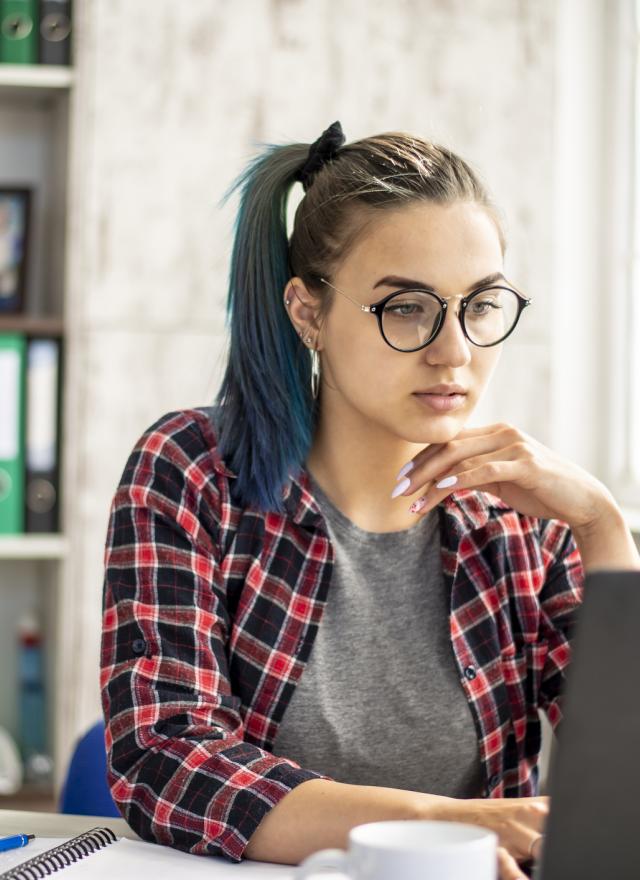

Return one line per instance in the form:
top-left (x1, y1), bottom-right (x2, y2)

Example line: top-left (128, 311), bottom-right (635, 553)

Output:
top-left (324, 322), bottom-right (400, 392)
top-left (470, 347), bottom-right (501, 384)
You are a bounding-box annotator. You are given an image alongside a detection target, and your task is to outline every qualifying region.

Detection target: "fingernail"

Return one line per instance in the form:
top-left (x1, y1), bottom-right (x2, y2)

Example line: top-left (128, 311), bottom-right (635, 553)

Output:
top-left (435, 475), bottom-right (457, 489)
top-left (391, 477), bottom-right (411, 498)
top-left (396, 461), bottom-right (415, 481)
top-left (409, 497), bottom-right (426, 514)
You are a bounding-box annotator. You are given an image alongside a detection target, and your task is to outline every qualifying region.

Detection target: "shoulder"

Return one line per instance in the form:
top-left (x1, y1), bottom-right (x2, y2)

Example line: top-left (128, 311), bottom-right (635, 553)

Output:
top-left (129, 405), bottom-right (230, 470)
top-left (444, 487), bottom-right (577, 566)
top-left (115, 405), bottom-right (235, 507)
top-left (443, 487), bottom-right (539, 536)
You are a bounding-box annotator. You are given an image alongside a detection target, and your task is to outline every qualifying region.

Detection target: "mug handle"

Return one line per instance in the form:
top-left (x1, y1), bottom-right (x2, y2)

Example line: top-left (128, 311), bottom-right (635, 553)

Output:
top-left (295, 847), bottom-right (350, 878)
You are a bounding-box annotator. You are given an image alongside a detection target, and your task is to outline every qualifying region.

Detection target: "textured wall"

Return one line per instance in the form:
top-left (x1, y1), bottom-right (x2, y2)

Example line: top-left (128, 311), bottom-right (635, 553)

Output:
top-left (61, 0), bottom-right (560, 774)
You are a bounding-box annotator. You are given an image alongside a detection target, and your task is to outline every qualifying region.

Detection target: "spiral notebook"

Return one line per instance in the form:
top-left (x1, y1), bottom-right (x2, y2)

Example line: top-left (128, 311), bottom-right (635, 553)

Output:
top-left (0, 827), bottom-right (296, 878)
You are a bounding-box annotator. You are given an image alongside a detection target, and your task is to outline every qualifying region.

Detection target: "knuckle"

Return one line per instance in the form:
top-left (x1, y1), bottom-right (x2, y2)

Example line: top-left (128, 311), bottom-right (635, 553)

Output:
top-left (513, 440), bottom-right (535, 459)
top-left (499, 422), bottom-right (521, 441)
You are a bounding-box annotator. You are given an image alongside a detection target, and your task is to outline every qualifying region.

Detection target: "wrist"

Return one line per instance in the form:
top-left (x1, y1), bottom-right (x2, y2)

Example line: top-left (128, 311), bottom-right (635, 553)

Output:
top-left (414, 793), bottom-right (469, 823)
top-left (572, 499), bottom-right (640, 572)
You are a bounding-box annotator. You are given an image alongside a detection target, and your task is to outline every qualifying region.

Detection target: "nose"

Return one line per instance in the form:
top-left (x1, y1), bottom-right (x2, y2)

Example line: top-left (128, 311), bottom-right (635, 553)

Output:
top-left (422, 302), bottom-right (471, 368)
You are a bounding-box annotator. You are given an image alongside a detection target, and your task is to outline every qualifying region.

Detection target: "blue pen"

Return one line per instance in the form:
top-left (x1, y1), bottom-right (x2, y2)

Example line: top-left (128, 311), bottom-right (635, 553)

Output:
top-left (0, 834), bottom-right (35, 853)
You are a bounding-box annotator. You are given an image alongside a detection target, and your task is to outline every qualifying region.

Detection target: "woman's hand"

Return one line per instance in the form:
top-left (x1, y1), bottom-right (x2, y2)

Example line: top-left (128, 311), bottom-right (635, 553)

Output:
top-left (394, 422), bottom-right (614, 531)
top-left (434, 794), bottom-right (549, 880)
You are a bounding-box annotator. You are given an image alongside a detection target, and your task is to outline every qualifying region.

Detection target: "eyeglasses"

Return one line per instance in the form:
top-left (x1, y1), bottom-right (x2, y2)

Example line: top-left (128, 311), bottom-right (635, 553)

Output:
top-left (318, 277), bottom-right (531, 352)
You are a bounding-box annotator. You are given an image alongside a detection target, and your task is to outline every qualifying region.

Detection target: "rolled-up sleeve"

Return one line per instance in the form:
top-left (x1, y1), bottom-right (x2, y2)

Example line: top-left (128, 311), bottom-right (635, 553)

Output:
top-left (100, 414), bottom-right (330, 861)
top-left (536, 517), bottom-right (585, 733)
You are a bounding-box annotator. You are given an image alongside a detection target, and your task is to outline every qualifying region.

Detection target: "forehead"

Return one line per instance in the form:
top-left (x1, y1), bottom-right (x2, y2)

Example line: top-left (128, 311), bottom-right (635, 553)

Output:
top-left (343, 201), bottom-right (503, 287)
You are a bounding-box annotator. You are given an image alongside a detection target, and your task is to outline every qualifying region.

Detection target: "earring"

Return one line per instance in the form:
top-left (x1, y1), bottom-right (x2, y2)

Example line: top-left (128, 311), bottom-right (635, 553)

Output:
top-left (310, 348), bottom-right (320, 399)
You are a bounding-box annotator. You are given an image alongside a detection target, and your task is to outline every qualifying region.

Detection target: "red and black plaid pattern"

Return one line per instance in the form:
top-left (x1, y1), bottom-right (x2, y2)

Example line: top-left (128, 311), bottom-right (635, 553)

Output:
top-left (101, 407), bottom-right (584, 862)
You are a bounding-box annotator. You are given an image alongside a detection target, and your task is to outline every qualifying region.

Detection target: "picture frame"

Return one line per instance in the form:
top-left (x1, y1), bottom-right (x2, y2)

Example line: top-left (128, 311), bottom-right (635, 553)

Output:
top-left (0, 187), bottom-right (32, 314)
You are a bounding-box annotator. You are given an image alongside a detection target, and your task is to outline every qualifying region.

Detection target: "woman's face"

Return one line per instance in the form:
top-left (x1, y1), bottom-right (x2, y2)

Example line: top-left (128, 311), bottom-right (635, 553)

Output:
top-left (312, 199), bottom-right (507, 445)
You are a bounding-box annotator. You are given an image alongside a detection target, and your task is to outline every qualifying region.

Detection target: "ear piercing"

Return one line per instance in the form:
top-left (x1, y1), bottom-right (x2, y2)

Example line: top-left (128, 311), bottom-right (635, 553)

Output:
top-left (285, 298), bottom-right (312, 346)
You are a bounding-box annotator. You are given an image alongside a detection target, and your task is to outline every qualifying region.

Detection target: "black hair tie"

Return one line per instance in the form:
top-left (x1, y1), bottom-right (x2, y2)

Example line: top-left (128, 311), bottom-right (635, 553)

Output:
top-left (296, 120), bottom-right (346, 192)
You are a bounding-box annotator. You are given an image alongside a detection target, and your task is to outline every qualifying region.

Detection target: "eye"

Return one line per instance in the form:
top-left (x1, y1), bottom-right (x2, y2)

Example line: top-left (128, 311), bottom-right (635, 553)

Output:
top-left (468, 298), bottom-right (500, 316)
top-left (385, 301), bottom-right (424, 317)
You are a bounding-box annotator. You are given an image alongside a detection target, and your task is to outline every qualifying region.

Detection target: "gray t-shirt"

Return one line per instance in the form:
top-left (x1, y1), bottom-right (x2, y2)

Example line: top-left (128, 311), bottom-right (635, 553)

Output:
top-left (271, 471), bottom-right (485, 798)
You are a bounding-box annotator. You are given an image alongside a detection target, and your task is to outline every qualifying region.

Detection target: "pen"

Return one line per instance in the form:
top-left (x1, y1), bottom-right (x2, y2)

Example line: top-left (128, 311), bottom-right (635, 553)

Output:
top-left (0, 834), bottom-right (35, 853)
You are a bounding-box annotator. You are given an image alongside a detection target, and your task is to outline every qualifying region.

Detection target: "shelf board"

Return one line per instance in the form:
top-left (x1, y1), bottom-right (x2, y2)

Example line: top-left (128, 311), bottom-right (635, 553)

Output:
top-left (0, 534), bottom-right (68, 560)
top-left (0, 782), bottom-right (57, 812)
top-left (0, 314), bottom-right (64, 336)
top-left (0, 63), bottom-right (73, 88)
top-left (0, 63), bottom-right (73, 99)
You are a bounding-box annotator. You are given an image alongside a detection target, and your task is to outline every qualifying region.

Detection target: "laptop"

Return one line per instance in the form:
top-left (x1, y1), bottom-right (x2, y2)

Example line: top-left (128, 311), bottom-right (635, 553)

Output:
top-left (529, 568), bottom-right (640, 880)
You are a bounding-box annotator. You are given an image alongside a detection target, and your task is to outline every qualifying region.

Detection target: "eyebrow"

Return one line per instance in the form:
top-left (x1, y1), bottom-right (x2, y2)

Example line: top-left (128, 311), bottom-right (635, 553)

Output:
top-left (372, 271), bottom-right (508, 294)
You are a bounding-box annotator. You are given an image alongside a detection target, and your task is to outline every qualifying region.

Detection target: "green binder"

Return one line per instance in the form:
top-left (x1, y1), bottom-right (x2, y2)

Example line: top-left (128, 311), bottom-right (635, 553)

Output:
top-left (0, 0), bottom-right (38, 65)
top-left (0, 333), bottom-right (26, 534)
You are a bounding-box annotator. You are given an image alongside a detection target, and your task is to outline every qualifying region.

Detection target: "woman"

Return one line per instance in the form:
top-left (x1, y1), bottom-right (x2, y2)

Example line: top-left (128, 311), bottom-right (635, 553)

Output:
top-left (100, 122), bottom-right (640, 880)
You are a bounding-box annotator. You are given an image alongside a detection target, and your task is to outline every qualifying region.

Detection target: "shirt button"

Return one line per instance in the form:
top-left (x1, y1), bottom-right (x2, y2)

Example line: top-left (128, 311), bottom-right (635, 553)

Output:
top-left (464, 665), bottom-right (477, 680)
top-left (132, 638), bottom-right (146, 655)
top-left (489, 774), bottom-right (501, 788)
top-left (295, 638), bottom-right (305, 654)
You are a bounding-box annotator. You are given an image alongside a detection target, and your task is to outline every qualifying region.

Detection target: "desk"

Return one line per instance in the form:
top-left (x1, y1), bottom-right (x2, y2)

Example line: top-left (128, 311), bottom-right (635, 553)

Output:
top-left (0, 808), bottom-right (141, 840)
top-left (0, 808), bottom-right (301, 878)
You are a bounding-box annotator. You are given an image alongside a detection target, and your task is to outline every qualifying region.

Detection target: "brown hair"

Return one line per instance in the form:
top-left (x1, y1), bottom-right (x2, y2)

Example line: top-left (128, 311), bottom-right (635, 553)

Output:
top-left (289, 132), bottom-right (507, 317)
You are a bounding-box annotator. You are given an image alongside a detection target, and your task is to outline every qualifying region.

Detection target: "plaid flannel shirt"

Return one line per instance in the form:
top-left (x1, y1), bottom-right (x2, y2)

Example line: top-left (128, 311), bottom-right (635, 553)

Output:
top-left (101, 406), bottom-right (584, 862)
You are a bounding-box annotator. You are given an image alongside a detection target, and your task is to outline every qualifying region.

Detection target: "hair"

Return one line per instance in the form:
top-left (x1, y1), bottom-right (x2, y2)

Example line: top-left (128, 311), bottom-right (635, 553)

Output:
top-left (213, 130), bottom-right (507, 514)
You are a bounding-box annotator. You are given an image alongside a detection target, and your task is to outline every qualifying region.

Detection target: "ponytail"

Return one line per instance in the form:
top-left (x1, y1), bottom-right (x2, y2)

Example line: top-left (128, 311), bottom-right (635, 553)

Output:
top-left (213, 142), bottom-right (315, 514)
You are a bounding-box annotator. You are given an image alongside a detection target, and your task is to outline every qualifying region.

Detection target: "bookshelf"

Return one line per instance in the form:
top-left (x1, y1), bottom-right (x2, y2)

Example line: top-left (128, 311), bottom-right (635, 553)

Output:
top-left (0, 47), bottom-right (73, 810)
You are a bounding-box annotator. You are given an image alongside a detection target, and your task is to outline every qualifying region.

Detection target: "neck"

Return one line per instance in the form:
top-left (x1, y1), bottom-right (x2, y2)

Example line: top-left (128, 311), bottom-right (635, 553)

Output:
top-left (305, 402), bottom-right (432, 532)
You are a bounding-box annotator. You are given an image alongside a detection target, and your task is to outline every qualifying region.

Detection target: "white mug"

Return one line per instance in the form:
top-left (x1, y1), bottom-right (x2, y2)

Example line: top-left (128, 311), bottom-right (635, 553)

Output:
top-left (295, 819), bottom-right (497, 880)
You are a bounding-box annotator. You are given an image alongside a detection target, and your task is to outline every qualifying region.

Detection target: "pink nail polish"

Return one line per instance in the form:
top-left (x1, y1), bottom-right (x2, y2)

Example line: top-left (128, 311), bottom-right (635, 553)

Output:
top-left (409, 496), bottom-right (426, 514)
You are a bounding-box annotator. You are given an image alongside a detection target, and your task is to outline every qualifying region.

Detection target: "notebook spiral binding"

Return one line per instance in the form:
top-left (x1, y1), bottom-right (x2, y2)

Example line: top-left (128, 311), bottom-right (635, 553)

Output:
top-left (1, 827), bottom-right (117, 880)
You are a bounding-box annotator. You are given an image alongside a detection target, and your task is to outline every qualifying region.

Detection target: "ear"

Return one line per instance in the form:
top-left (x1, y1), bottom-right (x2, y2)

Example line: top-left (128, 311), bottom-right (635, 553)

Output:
top-left (283, 277), bottom-right (325, 346)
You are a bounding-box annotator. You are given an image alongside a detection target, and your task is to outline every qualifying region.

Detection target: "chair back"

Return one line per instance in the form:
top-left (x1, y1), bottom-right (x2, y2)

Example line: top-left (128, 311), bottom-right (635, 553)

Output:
top-left (58, 720), bottom-right (120, 816)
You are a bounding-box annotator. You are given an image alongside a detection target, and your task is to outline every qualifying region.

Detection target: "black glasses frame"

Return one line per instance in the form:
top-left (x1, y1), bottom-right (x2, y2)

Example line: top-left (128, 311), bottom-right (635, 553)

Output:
top-left (319, 278), bottom-right (532, 352)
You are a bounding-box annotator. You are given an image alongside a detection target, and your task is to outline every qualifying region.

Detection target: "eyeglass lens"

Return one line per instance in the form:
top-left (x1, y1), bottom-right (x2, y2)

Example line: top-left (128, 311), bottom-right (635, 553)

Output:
top-left (381, 287), bottom-right (520, 350)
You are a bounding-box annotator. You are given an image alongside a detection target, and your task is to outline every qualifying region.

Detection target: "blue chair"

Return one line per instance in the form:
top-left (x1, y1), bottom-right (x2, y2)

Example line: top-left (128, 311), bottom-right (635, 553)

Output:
top-left (58, 720), bottom-right (120, 816)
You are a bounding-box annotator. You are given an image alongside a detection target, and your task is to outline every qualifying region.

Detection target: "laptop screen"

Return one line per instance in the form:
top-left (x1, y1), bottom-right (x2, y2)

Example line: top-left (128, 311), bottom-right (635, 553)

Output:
top-left (534, 569), bottom-right (640, 880)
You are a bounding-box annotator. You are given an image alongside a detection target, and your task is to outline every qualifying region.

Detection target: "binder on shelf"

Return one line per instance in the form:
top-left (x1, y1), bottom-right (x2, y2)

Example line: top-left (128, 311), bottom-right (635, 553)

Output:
top-left (0, 187), bottom-right (32, 315)
top-left (0, 332), bottom-right (26, 534)
top-left (0, 0), bottom-right (38, 65)
top-left (38, 0), bottom-right (71, 66)
top-left (25, 336), bottom-right (60, 532)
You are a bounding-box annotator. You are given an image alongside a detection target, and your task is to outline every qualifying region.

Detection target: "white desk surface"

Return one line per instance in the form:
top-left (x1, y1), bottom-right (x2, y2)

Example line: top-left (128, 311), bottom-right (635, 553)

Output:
top-left (0, 809), bottom-right (304, 878)
top-left (0, 807), bottom-right (141, 839)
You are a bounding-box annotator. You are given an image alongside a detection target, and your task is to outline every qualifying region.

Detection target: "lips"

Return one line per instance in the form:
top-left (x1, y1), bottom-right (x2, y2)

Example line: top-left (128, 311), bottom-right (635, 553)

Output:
top-left (414, 384), bottom-right (467, 396)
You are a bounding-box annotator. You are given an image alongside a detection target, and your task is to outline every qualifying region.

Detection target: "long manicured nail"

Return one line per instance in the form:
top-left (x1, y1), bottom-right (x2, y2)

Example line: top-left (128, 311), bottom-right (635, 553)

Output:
top-left (396, 461), bottom-right (415, 481)
top-left (409, 496), bottom-right (426, 514)
top-left (436, 475), bottom-right (458, 489)
top-left (391, 477), bottom-right (411, 498)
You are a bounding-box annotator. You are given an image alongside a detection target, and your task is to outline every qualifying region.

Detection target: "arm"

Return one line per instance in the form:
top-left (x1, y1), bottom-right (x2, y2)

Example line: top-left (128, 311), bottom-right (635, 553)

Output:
top-left (243, 779), bottom-right (453, 863)
top-left (536, 499), bottom-right (640, 732)
top-left (535, 517), bottom-right (584, 732)
top-left (100, 413), bottom-right (331, 862)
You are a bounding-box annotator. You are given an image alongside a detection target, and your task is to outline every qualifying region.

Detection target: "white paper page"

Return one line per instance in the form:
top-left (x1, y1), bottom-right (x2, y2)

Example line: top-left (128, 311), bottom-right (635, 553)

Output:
top-left (1, 838), bottom-right (66, 872)
top-left (1, 837), bottom-right (304, 879)
top-left (59, 838), bottom-right (299, 878)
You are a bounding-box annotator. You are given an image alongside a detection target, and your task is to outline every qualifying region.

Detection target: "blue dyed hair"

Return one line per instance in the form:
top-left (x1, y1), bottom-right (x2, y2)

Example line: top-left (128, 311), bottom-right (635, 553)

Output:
top-left (213, 131), bottom-right (506, 514)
